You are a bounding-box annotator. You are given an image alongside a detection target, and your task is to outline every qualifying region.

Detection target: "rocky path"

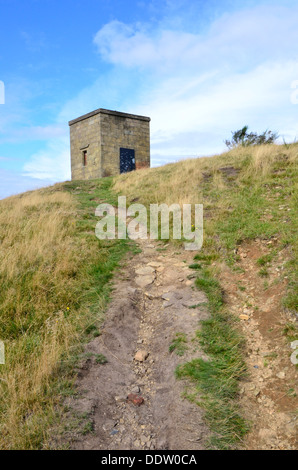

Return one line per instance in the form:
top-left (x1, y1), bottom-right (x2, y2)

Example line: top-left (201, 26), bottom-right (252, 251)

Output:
top-left (65, 239), bottom-right (210, 450)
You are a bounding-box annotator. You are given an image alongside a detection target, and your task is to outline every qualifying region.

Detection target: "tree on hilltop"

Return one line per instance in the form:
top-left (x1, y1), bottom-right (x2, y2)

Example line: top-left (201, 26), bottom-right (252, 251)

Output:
top-left (225, 125), bottom-right (278, 149)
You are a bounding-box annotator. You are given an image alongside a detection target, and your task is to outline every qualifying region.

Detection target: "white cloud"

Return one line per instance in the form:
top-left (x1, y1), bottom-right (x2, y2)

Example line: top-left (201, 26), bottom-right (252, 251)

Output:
top-left (129, 58), bottom-right (298, 162)
top-left (94, 21), bottom-right (199, 72)
top-left (23, 137), bottom-right (71, 181)
top-left (92, 4), bottom-right (298, 162)
top-left (93, 5), bottom-right (298, 73)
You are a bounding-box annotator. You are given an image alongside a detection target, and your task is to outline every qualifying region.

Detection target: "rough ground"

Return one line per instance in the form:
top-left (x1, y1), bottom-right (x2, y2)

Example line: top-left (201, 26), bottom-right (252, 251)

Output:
top-left (220, 239), bottom-right (297, 450)
top-left (60, 236), bottom-right (297, 450)
top-left (64, 239), bottom-right (210, 450)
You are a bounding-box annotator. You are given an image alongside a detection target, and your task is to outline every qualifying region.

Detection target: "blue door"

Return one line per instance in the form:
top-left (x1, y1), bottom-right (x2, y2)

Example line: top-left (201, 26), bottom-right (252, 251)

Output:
top-left (120, 148), bottom-right (135, 174)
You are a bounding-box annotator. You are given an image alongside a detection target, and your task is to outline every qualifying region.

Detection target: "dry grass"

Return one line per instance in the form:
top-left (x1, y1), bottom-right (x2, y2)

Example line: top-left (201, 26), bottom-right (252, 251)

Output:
top-left (114, 144), bottom-right (297, 284)
top-left (0, 190), bottom-right (85, 448)
top-left (114, 143), bottom-right (298, 275)
top-left (0, 183), bottom-right (127, 449)
top-left (114, 144), bottom-right (298, 206)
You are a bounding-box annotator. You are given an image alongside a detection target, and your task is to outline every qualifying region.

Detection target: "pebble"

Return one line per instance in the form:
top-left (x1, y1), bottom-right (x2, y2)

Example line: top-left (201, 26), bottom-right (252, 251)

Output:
top-left (135, 276), bottom-right (154, 288)
top-left (240, 314), bottom-right (250, 321)
top-left (276, 371), bottom-right (285, 379)
top-left (134, 350), bottom-right (149, 362)
top-left (127, 394), bottom-right (144, 406)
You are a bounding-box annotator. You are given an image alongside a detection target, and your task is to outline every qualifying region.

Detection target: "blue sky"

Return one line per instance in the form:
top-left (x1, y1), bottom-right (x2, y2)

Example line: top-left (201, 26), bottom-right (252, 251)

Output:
top-left (0, 0), bottom-right (298, 199)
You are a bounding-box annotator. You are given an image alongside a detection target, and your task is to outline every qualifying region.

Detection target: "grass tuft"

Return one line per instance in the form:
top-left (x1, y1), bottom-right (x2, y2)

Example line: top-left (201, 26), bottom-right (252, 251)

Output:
top-left (169, 333), bottom-right (188, 356)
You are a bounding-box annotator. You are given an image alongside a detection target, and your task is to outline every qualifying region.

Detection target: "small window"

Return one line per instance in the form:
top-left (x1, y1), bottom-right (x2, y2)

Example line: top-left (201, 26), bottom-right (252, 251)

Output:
top-left (82, 150), bottom-right (87, 167)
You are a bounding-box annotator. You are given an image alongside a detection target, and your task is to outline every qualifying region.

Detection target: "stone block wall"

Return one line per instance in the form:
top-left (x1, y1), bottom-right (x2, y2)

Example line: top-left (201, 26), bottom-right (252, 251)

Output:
top-left (69, 113), bottom-right (102, 180)
top-left (69, 108), bottom-right (150, 180)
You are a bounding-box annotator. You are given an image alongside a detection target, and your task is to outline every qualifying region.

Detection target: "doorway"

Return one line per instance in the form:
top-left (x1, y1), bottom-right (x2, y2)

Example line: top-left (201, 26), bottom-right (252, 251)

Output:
top-left (120, 148), bottom-right (135, 174)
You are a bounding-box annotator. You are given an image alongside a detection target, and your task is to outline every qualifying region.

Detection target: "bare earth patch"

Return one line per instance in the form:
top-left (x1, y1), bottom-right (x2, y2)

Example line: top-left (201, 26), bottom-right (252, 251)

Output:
top-left (62, 240), bottom-right (210, 450)
top-left (220, 239), bottom-right (297, 450)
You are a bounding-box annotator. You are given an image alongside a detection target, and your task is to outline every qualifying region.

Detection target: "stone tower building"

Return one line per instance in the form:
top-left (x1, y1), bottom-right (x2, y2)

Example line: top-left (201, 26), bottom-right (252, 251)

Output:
top-left (69, 108), bottom-right (150, 180)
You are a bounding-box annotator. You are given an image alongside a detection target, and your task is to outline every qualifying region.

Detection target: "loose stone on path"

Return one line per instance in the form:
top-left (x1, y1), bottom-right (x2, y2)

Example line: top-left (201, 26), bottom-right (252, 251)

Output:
top-left (135, 276), bottom-right (154, 288)
top-left (134, 350), bottom-right (149, 362)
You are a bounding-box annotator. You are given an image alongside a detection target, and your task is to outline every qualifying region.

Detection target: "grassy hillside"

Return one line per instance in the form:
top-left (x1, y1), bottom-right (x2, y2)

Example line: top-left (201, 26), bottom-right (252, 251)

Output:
top-left (114, 144), bottom-right (297, 312)
top-left (0, 143), bottom-right (296, 450)
top-left (0, 179), bottom-right (131, 449)
top-left (114, 143), bottom-right (298, 448)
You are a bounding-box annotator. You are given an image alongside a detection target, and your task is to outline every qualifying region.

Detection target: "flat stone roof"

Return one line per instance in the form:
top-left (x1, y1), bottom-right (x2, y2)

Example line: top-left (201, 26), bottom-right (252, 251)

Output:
top-left (68, 108), bottom-right (151, 126)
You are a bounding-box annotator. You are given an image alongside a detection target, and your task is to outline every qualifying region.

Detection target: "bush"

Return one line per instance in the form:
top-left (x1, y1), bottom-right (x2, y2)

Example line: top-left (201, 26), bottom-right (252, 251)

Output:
top-left (225, 125), bottom-right (278, 149)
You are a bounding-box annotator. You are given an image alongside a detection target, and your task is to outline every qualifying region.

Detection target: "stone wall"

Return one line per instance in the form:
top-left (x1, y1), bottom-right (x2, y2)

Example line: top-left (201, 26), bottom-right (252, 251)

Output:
top-left (69, 108), bottom-right (150, 180)
top-left (100, 111), bottom-right (150, 177)
top-left (70, 113), bottom-right (102, 180)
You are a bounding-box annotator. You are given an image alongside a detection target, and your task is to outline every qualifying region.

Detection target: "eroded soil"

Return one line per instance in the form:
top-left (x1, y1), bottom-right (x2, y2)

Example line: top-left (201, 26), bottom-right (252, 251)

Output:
top-left (60, 235), bottom-right (297, 450)
top-left (220, 239), bottom-right (297, 450)
top-left (63, 240), bottom-right (210, 450)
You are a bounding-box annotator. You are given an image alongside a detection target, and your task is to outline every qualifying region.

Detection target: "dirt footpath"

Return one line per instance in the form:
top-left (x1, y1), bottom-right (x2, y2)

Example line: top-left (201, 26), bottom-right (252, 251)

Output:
top-left (65, 240), bottom-right (210, 450)
top-left (220, 240), bottom-right (297, 450)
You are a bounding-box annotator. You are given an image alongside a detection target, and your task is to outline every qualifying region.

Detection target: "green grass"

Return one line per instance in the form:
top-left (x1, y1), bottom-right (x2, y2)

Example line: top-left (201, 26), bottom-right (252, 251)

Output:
top-left (189, 263), bottom-right (202, 270)
top-left (176, 267), bottom-right (248, 449)
top-left (95, 354), bottom-right (108, 364)
top-left (282, 322), bottom-right (298, 343)
top-left (194, 253), bottom-right (219, 265)
top-left (258, 267), bottom-right (269, 277)
top-left (169, 333), bottom-right (188, 356)
top-left (257, 253), bottom-right (274, 266)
